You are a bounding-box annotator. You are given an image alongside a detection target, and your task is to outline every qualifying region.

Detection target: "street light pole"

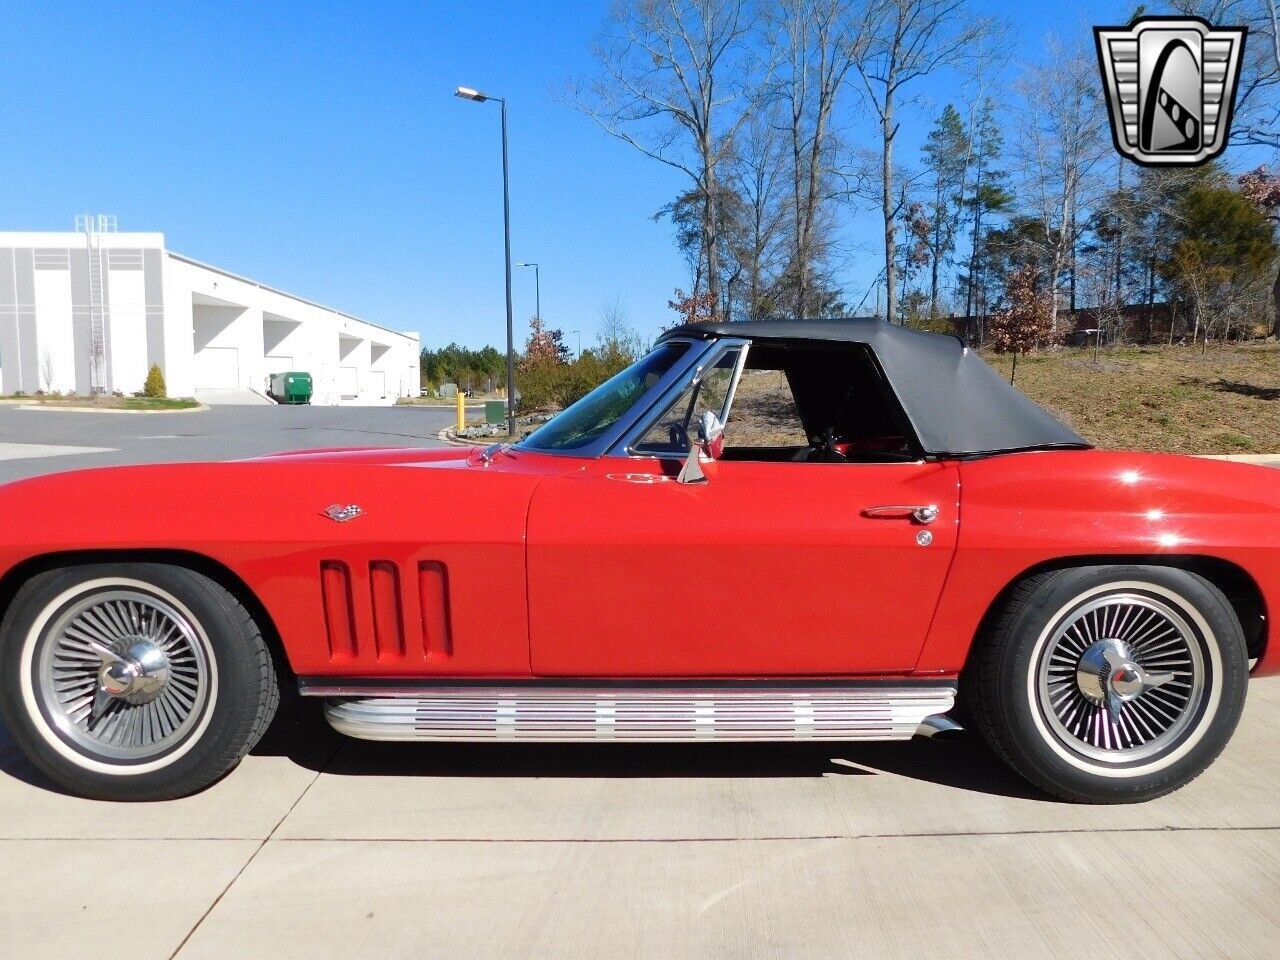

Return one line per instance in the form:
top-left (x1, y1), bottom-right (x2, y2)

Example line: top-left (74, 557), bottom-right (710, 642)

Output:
top-left (457, 86), bottom-right (516, 437)
top-left (498, 98), bottom-right (515, 437)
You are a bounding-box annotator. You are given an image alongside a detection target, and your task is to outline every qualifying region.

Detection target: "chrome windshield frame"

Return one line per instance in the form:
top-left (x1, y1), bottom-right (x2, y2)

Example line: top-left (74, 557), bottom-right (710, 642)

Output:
top-left (512, 337), bottom-right (711, 459)
top-left (609, 337), bottom-right (750, 461)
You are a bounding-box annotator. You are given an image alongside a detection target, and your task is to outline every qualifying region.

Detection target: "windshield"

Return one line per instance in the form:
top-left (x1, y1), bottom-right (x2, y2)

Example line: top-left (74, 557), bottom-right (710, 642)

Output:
top-left (517, 341), bottom-right (691, 452)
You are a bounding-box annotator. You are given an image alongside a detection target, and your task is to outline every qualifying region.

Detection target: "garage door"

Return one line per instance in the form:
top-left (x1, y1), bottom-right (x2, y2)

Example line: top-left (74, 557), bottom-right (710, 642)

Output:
top-left (338, 366), bottom-right (358, 397)
top-left (193, 347), bottom-right (239, 388)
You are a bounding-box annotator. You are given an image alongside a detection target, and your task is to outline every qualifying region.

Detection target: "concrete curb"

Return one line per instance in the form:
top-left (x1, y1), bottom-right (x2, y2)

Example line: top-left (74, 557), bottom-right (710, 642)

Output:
top-left (14, 402), bottom-right (209, 415)
top-left (398, 402), bottom-right (487, 410)
top-left (1199, 453), bottom-right (1280, 463)
top-left (436, 427), bottom-right (474, 447)
top-left (436, 427), bottom-right (511, 448)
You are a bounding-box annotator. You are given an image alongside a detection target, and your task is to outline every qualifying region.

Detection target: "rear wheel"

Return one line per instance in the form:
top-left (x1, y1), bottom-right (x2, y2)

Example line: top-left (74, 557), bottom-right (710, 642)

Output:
top-left (0, 563), bottom-right (279, 801)
top-left (965, 565), bottom-right (1248, 803)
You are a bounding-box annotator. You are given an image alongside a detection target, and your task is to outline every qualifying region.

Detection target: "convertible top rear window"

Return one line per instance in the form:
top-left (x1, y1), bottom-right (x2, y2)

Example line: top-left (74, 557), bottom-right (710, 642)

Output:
top-left (518, 341), bottom-right (690, 452)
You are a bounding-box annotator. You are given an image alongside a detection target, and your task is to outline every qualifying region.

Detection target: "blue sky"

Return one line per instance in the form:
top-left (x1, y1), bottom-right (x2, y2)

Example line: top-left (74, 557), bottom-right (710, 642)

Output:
top-left (0, 0), bottom-right (1235, 349)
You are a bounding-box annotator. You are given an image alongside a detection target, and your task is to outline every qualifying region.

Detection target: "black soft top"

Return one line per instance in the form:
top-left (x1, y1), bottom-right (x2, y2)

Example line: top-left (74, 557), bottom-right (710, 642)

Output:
top-left (660, 319), bottom-right (1090, 457)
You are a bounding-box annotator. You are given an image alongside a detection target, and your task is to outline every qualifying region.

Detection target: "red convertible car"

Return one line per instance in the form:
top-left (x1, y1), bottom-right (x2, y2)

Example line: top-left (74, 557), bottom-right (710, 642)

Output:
top-left (0, 320), bottom-right (1273, 803)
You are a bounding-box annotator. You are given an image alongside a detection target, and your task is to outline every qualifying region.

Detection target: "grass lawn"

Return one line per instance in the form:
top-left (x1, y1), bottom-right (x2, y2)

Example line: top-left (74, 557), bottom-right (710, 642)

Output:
top-left (0, 395), bottom-right (201, 411)
top-left (426, 343), bottom-right (1280, 456)
top-left (984, 343), bottom-right (1280, 454)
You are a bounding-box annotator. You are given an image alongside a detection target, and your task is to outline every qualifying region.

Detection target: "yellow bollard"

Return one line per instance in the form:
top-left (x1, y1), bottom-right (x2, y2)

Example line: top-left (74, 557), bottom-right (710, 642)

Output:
top-left (456, 390), bottom-right (466, 434)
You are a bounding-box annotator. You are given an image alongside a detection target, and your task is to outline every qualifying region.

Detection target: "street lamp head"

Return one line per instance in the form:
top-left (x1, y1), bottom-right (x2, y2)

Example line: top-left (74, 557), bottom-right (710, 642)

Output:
top-left (456, 81), bottom-right (513, 436)
top-left (516, 261), bottom-right (537, 268)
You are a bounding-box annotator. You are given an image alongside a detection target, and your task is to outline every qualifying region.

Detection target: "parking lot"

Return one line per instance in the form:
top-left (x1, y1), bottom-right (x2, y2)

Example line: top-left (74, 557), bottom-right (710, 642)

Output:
top-left (1, 405), bottom-right (1278, 960)
top-left (0, 403), bottom-right (463, 484)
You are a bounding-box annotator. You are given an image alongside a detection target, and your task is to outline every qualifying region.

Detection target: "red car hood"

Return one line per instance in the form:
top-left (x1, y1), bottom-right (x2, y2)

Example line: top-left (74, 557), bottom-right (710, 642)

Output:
top-left (250, 445), bottom-right (476, 466)
top-left (0, 443), bottom-right (572, 561)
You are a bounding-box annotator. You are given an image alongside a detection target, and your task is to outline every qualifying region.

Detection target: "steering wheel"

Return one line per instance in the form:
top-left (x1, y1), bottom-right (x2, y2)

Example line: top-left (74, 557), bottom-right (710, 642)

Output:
top-left (808, 428), bottom-right (849, 463)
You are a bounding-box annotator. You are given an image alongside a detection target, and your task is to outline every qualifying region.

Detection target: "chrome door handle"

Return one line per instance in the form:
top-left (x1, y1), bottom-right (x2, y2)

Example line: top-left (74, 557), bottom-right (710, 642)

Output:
top-left (862, 504), bottom-right (938, 524)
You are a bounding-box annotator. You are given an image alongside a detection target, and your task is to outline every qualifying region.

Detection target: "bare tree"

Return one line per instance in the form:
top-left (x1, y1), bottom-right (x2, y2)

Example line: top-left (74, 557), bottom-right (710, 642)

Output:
top-left (772, 0), bottom-right (875, 318)
top-left (725, 105), bottom-right (789, 319)
top-left (1172, 0), bottom-right (1280, 147)
top-left (1015, 40), bottom-right (1109, 337)
top-left (856, 0), bottom-right (988, 322)
top-left (1268, 0), bottom-right (1280, 79)
top-left (1240, 165), bottom-right (1280, 335)
top-left (596, 294), bottom-right (647, 370)
top-left (575, 0), bottom-right (767, 315)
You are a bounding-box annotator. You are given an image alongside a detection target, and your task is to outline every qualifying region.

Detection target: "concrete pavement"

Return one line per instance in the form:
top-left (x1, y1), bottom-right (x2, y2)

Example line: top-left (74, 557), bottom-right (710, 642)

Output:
top-left (2, 680), bottom-right (1279, 959)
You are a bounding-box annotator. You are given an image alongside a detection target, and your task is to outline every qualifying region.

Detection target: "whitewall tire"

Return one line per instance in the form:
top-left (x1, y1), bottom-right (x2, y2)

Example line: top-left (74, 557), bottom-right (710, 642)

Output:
top-left (965, 565), bottom-right (1248, 803)
top-left (0, 563), bottom-right (279, 801)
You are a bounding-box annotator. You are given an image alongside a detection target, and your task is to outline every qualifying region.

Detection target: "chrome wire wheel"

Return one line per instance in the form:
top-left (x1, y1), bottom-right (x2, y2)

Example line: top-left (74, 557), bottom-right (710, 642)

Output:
top-left (32, 586), bottom-right (214, 764)
top-left (1035, 589), bottom-right (1209, 766)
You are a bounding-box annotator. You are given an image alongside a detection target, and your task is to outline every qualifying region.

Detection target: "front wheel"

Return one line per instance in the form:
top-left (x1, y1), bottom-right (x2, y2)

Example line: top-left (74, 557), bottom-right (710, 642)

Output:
top-left (0, 563), bottom-right (279, 801)
top-left (965, 565), bottom-right (1248, 803)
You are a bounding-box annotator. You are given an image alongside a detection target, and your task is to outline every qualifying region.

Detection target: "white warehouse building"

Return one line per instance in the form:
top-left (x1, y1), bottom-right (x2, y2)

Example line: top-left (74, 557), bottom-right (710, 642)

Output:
top-left (0, 227), bottom-right (421, 405)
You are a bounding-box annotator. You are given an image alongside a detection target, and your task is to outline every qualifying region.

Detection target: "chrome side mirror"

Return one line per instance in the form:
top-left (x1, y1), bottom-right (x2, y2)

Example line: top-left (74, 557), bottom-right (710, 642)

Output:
top-left (676, 411), bottom-right (725, 484)
top-left (697, 410), bottom-right (725, 459)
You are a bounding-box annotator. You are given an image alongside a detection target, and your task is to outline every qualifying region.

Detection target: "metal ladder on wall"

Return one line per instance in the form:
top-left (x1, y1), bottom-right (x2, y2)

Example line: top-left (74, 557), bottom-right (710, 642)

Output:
top-left (76, 213), bottom-right (116, 393)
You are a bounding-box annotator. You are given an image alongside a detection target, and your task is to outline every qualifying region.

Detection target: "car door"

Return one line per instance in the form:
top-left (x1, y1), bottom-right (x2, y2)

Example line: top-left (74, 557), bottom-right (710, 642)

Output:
top-left (525, 341), bottom-right (960, 677)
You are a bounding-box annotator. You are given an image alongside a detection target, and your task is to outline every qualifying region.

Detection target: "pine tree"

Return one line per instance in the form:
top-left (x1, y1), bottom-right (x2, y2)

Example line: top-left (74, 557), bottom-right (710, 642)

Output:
top-left (1167, 178), bottom-right (1276, 347)
top-left (143, 364), bottom-right (166, 399)
top-left (961, 99), bottom-right (1013, 343)
top-left (921, 104), bottom-right (970, 318)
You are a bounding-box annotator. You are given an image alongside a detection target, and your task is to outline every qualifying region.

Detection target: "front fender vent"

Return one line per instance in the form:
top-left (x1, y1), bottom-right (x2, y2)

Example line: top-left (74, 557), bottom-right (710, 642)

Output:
top-left (418, 561), bottom-right (454, 658)
top-left (320, 559), bottom-right (453, 665)
top-left (369, 561), bottom-right (407, 660)
top-left (320, 561), bottom-right (358, 661)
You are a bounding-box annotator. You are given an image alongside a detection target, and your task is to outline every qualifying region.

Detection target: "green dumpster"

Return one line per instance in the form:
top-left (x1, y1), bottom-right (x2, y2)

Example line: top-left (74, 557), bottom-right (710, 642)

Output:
top-left (484, 400), bottom-right (506, 425)
top-left (268, 371), bottom-right (313, 405)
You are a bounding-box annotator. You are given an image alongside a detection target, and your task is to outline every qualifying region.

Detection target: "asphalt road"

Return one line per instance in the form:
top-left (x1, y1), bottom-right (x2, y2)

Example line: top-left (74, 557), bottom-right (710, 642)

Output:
top-left (0, 405), bottom-right (1277, 959)
top-left (0, 403), bottom-right (460, 484)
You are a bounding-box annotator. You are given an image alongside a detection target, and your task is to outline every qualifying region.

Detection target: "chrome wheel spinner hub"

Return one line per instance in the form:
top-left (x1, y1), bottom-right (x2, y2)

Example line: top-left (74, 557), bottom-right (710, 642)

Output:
top-left (1075, 638), bottom-right (1175, 721)
top-left (95, 638), bottom-right (171, 710)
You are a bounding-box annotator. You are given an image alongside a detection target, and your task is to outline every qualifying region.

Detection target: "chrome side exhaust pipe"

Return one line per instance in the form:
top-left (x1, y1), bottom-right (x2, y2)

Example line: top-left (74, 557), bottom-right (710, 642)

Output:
top-left (915, 713), bottom-right (964, 739)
